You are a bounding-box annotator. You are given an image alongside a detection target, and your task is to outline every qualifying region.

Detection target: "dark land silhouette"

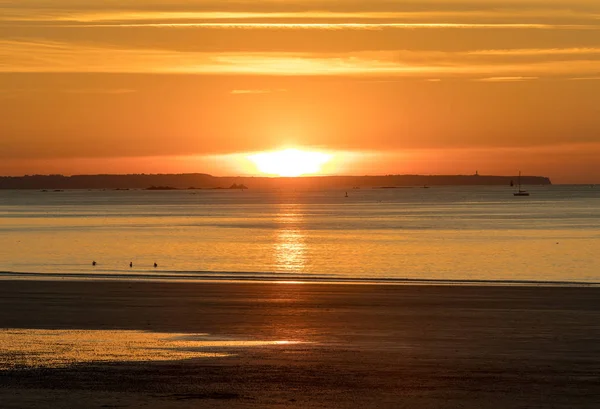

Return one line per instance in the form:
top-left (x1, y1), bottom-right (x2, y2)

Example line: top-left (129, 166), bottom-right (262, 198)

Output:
top-left (0, 173), bottom-right (551, 190)
top-left (146, 183), bottom-right (248, 191)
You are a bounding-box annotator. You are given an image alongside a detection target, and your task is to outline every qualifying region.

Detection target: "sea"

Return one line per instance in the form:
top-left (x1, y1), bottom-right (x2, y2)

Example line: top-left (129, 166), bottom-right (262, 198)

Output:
top-left (0, 185), bottom-right (599, 284)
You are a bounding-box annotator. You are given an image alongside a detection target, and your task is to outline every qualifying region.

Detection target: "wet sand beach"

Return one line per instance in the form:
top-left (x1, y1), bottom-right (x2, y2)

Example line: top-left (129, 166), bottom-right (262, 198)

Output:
top-left (0, 280), bottom-right (599, 408)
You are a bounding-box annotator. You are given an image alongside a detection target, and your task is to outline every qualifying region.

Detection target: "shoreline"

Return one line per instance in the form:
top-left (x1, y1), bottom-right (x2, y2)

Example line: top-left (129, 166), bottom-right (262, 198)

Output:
top-left (1, 270), bottom-right (598, 287)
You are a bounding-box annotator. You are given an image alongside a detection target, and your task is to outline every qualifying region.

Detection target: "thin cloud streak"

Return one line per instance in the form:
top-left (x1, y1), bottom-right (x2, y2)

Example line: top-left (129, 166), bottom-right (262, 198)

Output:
top-left (2, 9), bottom-right (598, 23)
top-left (471, 47), bottom-right (600, 56)
top-left (0, 11), bottom-right (536, 22)
top-left (11, 23), bottom-right (600, 30)
top-left (2, 40), bottom-right (600, 77)
top-left (473, 76), bottom-right (539, 82)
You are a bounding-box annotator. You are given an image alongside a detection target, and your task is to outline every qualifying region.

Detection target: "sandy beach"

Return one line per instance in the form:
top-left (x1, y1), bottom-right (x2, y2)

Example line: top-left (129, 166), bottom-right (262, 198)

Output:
top-left (0, 280), bottom-right (599, 408)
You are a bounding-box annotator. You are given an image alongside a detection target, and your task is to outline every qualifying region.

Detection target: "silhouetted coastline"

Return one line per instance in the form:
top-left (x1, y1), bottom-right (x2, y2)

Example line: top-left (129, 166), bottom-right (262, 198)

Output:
top-left (147, 183), bottom-right (248, 191)
top-left (0, 173), bottom-right (551, 190)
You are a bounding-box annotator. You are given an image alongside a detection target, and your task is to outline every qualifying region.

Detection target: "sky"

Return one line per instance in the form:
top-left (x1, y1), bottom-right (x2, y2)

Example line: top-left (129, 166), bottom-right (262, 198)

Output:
top-left (1, 0), bottom-right (600, 183)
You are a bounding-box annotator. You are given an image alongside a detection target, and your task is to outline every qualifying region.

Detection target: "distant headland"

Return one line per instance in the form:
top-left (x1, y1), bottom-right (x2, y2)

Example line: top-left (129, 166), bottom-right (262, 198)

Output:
top-left (146, 183), bottom-right (248, 191)
top-left (0, 173), bottom-right (551, 190)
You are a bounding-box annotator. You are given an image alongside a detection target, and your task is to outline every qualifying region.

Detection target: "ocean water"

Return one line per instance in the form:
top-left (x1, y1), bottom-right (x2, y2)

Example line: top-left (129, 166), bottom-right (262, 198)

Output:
top-left (0, 186), bottom-right (599, 284)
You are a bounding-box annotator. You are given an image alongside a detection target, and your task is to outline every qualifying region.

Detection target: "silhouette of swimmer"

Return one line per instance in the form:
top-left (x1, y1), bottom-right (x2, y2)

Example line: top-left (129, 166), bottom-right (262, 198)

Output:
top-left (92, 261), bottom-right (96, 266)
top-left (154, 262), bottom-right (158, 268)
top-left (130, 262), bottom-right (133, 268)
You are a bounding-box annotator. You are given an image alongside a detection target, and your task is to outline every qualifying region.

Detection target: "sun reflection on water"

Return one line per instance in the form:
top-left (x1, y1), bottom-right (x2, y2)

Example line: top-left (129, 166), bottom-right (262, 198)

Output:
top-left (274, 204), bottom-right (307, 273)
top-left (0, 329), bottom-right (299, 369)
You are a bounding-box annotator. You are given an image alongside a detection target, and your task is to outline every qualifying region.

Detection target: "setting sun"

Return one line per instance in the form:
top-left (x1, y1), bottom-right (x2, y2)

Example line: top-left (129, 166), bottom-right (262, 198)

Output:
top-left (248, 149), bottom-right (332, 177)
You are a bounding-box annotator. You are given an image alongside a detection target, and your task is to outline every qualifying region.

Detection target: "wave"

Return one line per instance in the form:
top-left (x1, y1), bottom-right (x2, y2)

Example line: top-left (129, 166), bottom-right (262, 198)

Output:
top-left (1, 270), bottom-right (597, 287)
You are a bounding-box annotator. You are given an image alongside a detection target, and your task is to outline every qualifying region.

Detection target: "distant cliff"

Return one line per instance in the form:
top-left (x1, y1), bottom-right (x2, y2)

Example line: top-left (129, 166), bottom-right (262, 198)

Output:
top-left (0, 173), bottom-right (551, 190)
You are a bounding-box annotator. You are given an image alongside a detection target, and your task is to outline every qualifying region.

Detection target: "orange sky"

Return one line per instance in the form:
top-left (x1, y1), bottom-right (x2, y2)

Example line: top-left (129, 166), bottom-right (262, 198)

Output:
top-left (1, 0), bottom-right (600, 183)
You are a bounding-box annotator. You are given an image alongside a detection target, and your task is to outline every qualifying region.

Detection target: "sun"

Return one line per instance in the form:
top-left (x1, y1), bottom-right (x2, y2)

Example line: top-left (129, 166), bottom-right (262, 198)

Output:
top-left (248, 149), bottom-right (332, 177)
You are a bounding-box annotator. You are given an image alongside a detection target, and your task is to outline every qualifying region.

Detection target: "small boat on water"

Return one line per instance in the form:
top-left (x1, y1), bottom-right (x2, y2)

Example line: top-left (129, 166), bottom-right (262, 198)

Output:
top-left (513, 171), bottom-right (530, 196)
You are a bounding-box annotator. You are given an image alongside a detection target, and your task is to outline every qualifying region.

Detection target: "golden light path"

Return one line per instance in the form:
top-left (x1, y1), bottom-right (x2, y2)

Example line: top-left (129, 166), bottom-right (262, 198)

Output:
top-left (248, 149), bottom-right (333, 177)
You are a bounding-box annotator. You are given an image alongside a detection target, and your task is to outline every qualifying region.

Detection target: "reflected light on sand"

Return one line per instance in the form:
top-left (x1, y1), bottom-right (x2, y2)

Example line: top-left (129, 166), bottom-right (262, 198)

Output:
top-left (274, 204), bottom-right (307, 273)
top-left (0, 329), bottom-right (299, 369)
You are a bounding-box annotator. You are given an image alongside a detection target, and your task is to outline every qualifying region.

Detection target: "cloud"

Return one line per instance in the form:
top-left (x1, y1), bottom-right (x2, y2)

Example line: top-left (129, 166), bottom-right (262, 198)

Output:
top-left (4, 10), bottom-right (572, 23)
top-left (470, 47), bottom-right (600, 56)
top-left (2, 39), bottom-right (600, 79)
top-left (2, 4), bottom-right (599, 30)
top-left (7, 22), bottom-right (599, 30)
top-left (1, 3), bottom-right (599, 22)
top-left (473, 76), bottom-right (539, 82)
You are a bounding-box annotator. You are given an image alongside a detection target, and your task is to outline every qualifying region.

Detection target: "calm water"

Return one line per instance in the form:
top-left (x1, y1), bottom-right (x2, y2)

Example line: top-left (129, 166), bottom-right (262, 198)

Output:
top-left (0, 186), bottom-right (599, 283)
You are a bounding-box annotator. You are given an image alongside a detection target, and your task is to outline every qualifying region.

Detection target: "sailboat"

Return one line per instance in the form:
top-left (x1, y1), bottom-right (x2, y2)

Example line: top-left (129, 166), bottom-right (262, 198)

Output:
top-left (513, 171), bottom-right (530, 196)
